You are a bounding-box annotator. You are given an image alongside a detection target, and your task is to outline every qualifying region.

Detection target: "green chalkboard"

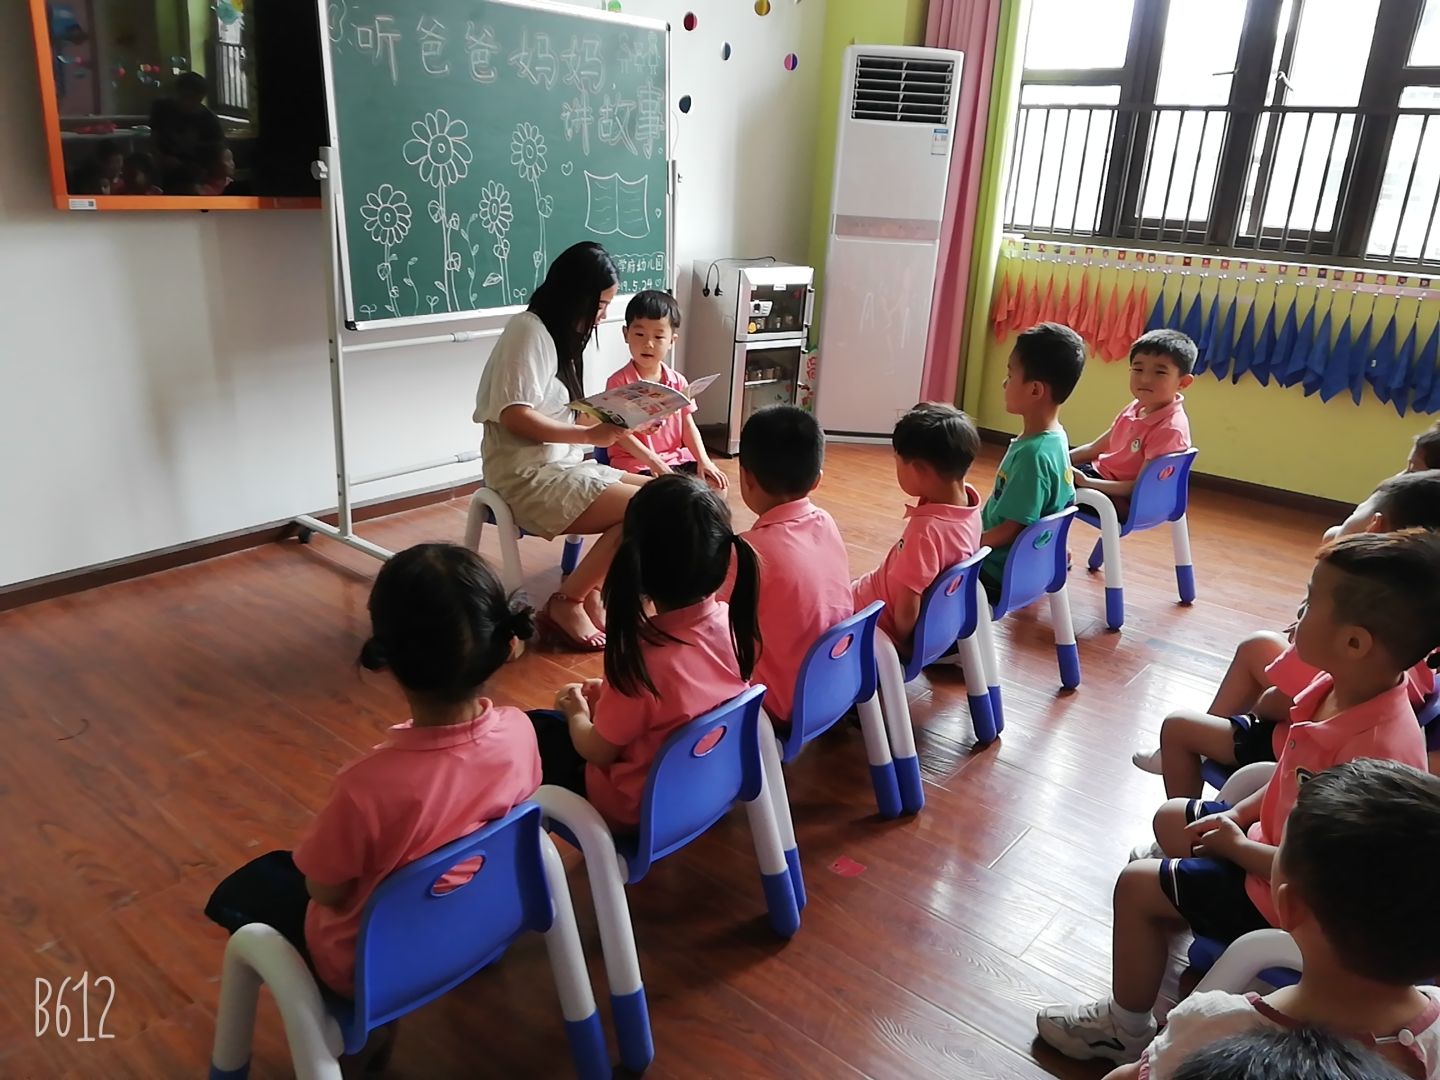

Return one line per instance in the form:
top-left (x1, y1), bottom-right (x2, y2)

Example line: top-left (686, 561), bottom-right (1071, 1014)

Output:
top-left (320, 0), bottom-right (670, 328)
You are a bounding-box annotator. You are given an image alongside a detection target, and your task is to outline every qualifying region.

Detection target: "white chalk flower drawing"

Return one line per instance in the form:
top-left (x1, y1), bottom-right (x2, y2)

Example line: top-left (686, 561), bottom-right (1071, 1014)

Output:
top-left (361, 183), bottom-right (412, 318)
top-left (404, 109), bottom-right (472, 311)
top-left (512, 122), bottom-right (554, 287)
top-left (473, 180), bottom-right (514, 300)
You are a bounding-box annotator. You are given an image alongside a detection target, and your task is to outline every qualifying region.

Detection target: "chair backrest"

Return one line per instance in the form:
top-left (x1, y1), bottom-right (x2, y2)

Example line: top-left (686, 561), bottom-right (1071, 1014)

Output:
top-left (1418, 688), bottom-right (1440, 731)
top-left (783, 602), bottom-right (884, 758)
top-left (592, 446), bottom-right (611, 466)
top-left (1125, 448), bottom-right (1199, 532)
top-left (349, 803), bottom-right (552, 1043)
top-left (629, 685), bottom-right (768, 880)
top-left (904, 548), bottom-right (992, 682)
top-left (993, 508), bottom-right (1077, 620)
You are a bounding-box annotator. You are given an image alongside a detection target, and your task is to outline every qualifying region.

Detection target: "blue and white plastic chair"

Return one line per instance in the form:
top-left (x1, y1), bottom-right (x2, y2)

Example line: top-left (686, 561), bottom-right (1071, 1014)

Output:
top-left (208, 804), bottom-right (608, 1080)
top-left (985, 509), bottom-right (1082, 708)
top-left (871, 549), bottom-right (1001, 817)
top-left (535, 685), bottom-right (798, 1075)
top-left (1074, 449), bottom-right (1199, 630)
top-left (465, 485), bottom-right (585, 595)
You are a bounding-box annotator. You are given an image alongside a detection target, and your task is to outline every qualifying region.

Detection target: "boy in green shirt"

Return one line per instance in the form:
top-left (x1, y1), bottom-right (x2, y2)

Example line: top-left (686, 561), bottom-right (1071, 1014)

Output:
top-left (980, 322), bottom-right (1087, 596)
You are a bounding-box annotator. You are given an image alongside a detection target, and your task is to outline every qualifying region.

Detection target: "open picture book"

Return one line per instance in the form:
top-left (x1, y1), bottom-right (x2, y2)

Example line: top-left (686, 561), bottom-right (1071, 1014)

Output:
top-left (570, 372), bottom-right (721, 429)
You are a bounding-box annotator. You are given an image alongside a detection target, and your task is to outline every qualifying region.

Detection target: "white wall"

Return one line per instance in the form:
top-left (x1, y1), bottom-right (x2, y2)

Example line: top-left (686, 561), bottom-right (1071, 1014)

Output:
top-left (0, 0), bottom-right (824, 588)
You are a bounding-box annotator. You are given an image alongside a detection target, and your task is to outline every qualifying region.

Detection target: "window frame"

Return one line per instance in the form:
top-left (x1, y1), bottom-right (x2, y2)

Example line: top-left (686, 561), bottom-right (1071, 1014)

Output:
top-left (1012, 0), bottom-right (1437, 268)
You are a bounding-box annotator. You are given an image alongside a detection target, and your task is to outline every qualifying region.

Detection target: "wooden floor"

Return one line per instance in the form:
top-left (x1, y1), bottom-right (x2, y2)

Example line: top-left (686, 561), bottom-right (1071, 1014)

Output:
top-left (0, 443), bottom-right (1334, 1079)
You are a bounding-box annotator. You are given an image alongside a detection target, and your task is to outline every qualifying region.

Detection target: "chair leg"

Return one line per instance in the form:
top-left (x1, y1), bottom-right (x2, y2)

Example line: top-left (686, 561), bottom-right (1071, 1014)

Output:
top-left (532, 786), bottom-right (652, 1074)
top-left (1076, 488), bottom-right (1126, 629)
top-left (956, 632), bottom-right (996, 744)
top-left (742, 766), bottom-right (802, 938)
top-left (210, 925), bottom-right (343, 1080)
top-left (759, 712), bottom-right (804, 910)
top-left (1172, 514), bottom-right (1196, 604)
top-left (560, 535), bottom-right (585, 577)
top-left (975, 601), bottom-right (1005, 734)
top-left (855, 688), bottom-right (901, 818)
top-left (1049, 586), bottom-right (1081, 690)
top-left (538, 835), bottom-right (611, 1080)
top-left (875, 631), bottom-right (923, 815)
top-left (473, 489), bottom-right (525, 595)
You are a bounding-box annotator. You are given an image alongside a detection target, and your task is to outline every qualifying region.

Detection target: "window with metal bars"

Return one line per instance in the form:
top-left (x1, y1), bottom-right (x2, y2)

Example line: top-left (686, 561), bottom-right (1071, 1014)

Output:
top-left (1005, 0), bottom-right (1440, 269)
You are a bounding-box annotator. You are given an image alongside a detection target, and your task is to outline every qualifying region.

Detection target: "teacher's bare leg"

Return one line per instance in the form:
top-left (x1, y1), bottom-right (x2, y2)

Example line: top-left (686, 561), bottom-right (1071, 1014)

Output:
top-left (551, 477), bottom-right (645, 642)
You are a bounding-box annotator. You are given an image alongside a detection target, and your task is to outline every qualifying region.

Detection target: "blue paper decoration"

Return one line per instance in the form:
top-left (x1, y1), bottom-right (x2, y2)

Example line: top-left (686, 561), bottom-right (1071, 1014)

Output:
top-left (1231, 301), bottom-right (1256, 383)
top-left (1346, 311), bottom-right (1372, 405)
top-left (1301, 307), bottom-right (1333, 397)
top-left (1207, 297), bottom-right (1237, 379)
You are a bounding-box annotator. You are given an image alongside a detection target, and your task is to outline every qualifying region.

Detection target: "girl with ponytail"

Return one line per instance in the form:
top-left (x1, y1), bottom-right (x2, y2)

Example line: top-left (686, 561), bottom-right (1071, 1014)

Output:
top-left (532, 474), bottom-right (763, 828)
top-left (205, 544), bottom-right (542, 1002)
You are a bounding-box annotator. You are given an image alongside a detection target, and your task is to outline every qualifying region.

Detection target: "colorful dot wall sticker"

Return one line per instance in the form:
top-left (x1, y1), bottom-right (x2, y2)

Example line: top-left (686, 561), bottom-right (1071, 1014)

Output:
top-left (754, 0), bottom-right (771, 14)
top-left (784, 53), bottom-right (799, 70)
top-left (683, 12), bottom-right (697, 30)
top-left (606, 0), bottom-right (621, 10)
top-left (721, 42), bottom-right (733, 60)
top-left (679, 95), bottom-right (693, 113)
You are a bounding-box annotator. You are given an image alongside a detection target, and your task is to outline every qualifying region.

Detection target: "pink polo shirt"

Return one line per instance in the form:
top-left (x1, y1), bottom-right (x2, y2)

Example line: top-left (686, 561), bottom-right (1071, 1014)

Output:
top-left (604, 360), bottom-right (697, 474)
top-left (729, 499), bottom-right (854, 724)
top-left (292, 705), bottom-right (542, 996)
top-left (1094, 396), bottom-right (1191, 481)
top-left (1243, 673), bottom-right (1426, 923)
top-left (586, 597), bottom-right (749, 827)
top-left (1266, 645), bottom-right (1434, 708)
top-left (852, 486), bottom-right (984, 644)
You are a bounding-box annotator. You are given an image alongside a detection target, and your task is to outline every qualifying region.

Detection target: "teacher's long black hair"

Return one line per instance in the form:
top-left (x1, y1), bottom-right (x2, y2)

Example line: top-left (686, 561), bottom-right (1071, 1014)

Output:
top-left (529, 241), bottom-right (620, 403)
top-left (602, 474), bottom-right (762, 698)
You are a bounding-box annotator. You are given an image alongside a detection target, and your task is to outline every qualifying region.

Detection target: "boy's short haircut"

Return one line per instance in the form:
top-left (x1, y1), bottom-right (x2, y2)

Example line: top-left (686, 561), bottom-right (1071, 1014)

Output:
top-left (624, 289), bottom-right (681, 330)
top-left (1172, 1027), bottom-right (1408, 1080)
top-left (1129, 328), bottom-right (1199, 377)
top-left (1372, 469), bottom-right (1440, 530)
top-left (1414, 420), bottom-right (1440, 471)
top-left (1012, 322), bottom-right (1086, 403)
top-left (739, 405), bottom-right (824, 497)
top-left (1281, 759), bottom-right (1440, 986)
top-left (1317, 529), bottom-right (1440, 667)
top-left (891, 402), bottom-right (980, 480)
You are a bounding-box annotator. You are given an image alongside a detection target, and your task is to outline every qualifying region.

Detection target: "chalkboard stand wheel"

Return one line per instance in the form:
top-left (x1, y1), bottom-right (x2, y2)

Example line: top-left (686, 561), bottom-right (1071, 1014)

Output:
top-left (296, 526), bottom-right (314, 545)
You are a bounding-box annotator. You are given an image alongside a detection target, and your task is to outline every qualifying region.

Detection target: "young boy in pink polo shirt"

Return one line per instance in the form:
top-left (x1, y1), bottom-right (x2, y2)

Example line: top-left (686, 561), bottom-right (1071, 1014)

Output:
top-left (853, 403), bottom-right (984, 654)
top-left (727, 405), bottom-right (853, 724)
top-left (1070, 328), bottom-right (1196, 504)
top-left (604, 290), bottom-right (727, 490)
top-left (1132, 469), bottom-right (1440, 801)
top-left (1037, 529), bottom-right (1440, 1065)
top-left (205, 544), bottom-right (542, 1005)
top-left (1108, 759), bottom-right (1440, 1080)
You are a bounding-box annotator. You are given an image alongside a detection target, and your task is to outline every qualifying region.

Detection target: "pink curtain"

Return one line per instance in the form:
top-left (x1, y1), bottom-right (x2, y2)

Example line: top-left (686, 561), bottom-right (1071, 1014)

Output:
top-left (919, 0), bottom-right (1003, 402)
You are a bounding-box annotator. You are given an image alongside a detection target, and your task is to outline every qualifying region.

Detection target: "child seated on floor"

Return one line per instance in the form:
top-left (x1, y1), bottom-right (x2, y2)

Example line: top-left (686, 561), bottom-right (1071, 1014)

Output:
top-left (725, 405), bottom-right (853, 724)
top-left (979, 323), bottom-right (1086, 598)
top-left (852, 403), bottom-right (983, 654)
top-left (533, 474), bottom-right (759, 828)
top-left (1104, 759), bottom-right (1440, 1080)
top-left (1037, 529), bottom-right (1440, 1065)
top-left (603, 290), bottom-right (726, 490)
top-left (1070, 328), bottom-right (1196, 504)
top-left (1133, 469), bottom-right (1440, 801)
top-left (1326, 419), bottom-right (1440, 541)
top-left (204, 544), bottom-right (542, 1000)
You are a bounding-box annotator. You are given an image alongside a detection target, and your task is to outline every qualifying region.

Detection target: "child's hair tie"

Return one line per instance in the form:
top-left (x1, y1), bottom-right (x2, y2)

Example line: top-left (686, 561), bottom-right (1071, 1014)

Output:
top-left (507, 601), bottom-right (537, 643)
top-left (1427, 649), bottom-right (1439, 672)
top-left (358, 636), bottom-right (389, 672)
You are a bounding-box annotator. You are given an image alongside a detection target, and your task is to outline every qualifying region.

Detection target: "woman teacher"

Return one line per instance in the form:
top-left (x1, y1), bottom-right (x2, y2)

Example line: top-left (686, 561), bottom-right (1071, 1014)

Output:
top-left (472, 242), bottom-right (643, 650)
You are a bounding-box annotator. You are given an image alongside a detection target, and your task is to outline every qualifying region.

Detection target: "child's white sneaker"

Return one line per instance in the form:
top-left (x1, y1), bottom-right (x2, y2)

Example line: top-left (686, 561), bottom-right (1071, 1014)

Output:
top-left (1131, 747), bottom-right (1162, 774)
top-left (1129, 840), bottom-right (1164, 862)
top-left (1036, 999), bottom-right (1155, 1063)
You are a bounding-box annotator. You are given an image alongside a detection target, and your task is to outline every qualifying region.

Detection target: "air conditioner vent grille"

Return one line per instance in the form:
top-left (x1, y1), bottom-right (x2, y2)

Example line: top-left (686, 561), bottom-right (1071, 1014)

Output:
top-left (851, 55), bottom-right (955, 124)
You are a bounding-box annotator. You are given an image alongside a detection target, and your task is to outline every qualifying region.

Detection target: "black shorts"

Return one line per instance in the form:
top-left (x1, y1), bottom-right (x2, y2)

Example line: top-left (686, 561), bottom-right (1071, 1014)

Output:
top-left (529, 709), bottom-right (588, 796)
top-left (1159, 799), bottom-right (1271, 944)
top-left (1230, 713), bottom-right (1280, 766)
top-left (1077, 462), bottom-right (1101, 479)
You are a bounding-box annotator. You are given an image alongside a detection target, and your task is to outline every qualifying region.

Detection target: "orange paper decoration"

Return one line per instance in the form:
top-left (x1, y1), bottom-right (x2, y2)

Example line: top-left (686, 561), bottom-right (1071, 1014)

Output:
top-left (990, 271), bottom-right (1015, 341)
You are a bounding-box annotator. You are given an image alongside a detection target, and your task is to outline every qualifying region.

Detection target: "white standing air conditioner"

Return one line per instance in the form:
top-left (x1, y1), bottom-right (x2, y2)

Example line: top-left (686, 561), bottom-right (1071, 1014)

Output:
top-left (817, 45), bottom-right (963, 437)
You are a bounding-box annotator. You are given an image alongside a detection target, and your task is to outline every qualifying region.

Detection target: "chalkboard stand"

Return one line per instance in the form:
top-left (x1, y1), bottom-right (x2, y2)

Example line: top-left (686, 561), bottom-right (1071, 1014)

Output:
top-left (291, 146), bottom-right (501, 562)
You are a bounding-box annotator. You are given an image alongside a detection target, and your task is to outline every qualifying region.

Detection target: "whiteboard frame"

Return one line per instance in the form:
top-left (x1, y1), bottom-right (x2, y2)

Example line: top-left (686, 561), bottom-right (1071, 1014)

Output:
top-left (316, 0), bottom-right (672, 332)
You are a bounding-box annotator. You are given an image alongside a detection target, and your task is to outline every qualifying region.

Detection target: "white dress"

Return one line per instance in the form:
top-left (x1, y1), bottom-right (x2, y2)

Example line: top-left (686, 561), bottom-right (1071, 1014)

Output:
top-left (473, 312), bottom-right (623, 540)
